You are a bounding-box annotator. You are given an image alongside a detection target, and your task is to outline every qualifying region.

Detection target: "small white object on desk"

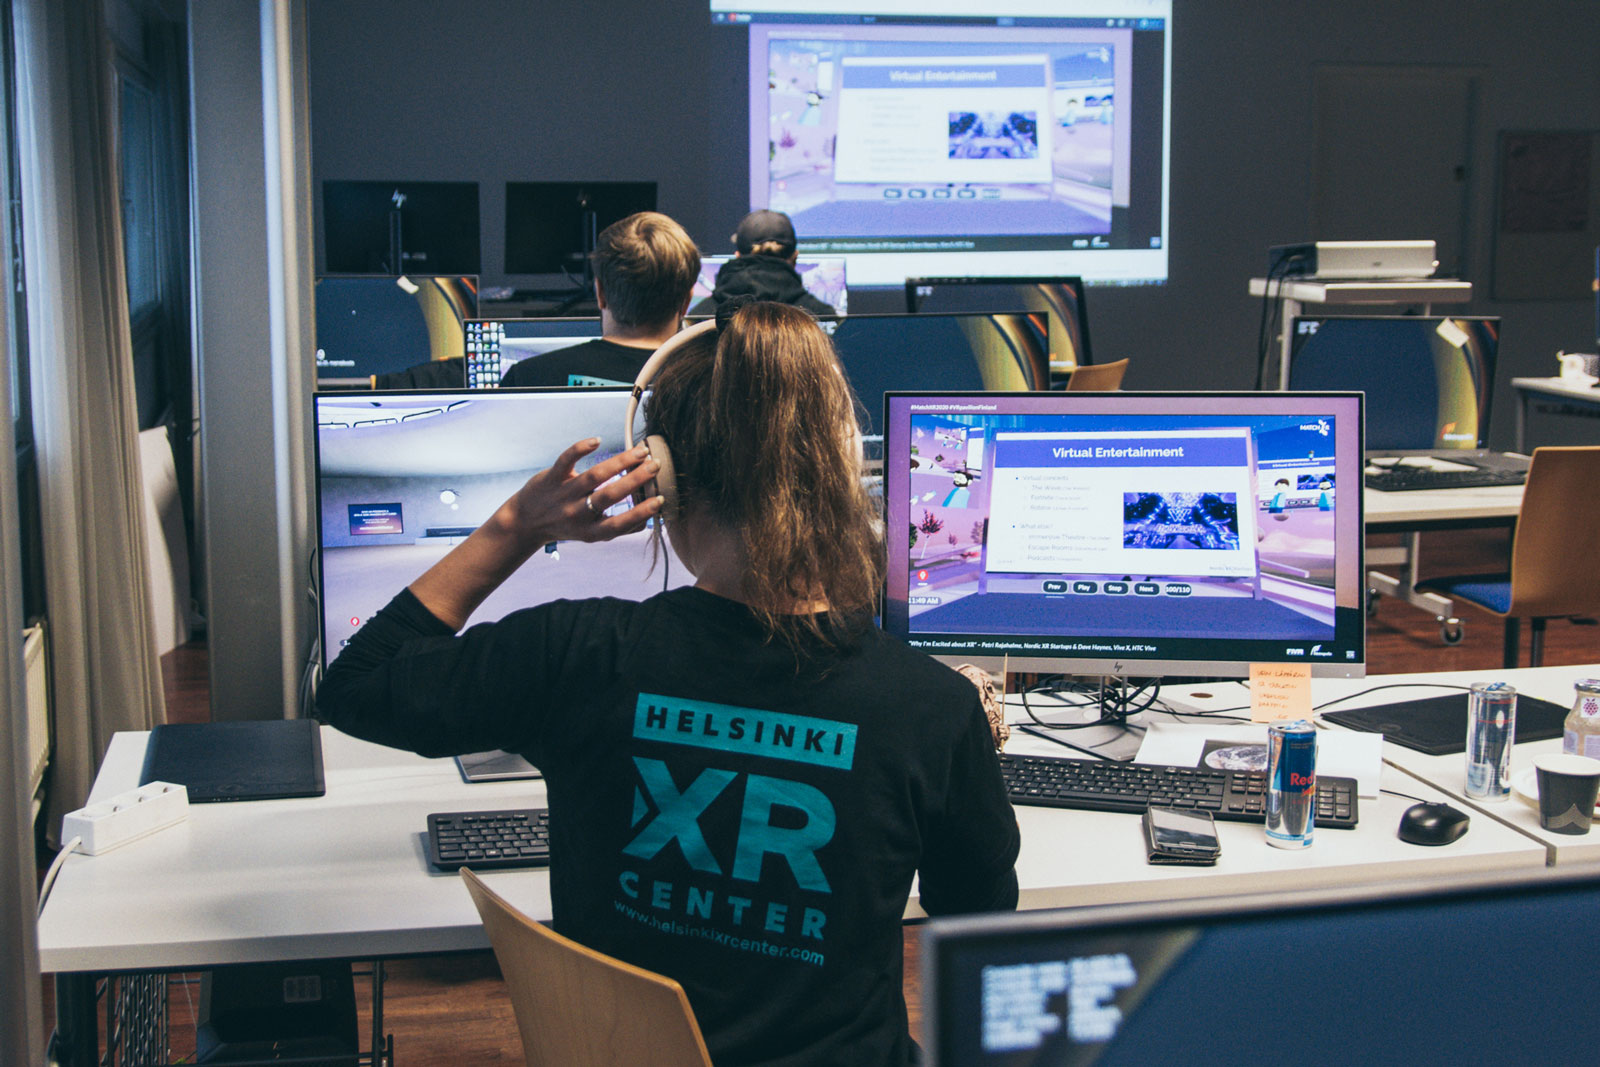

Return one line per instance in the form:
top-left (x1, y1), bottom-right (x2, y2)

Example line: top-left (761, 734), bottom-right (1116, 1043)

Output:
top-left (60, 781), bottom-right (189, 855)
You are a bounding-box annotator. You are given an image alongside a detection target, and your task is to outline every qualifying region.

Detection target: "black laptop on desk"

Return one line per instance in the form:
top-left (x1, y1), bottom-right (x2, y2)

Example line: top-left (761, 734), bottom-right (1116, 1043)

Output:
top-left (140, 719), bottom-right (326, 802)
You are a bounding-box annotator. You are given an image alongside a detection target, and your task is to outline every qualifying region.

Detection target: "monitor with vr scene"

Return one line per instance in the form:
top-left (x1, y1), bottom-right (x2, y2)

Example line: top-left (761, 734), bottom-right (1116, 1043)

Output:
top-left (881, 390), bottom-right (1366, 678)
top-left (314, 388), bottom-right (689, 667)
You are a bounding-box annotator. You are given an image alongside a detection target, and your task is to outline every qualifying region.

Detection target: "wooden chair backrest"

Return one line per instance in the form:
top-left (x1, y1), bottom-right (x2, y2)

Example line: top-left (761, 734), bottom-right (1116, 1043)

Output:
top-left (1064, 357), bottom-right (1129, 391)
top-left (1508, 445), bottom-right (1600, 618)
top-left (460, 868), bottom-right (713, 1067)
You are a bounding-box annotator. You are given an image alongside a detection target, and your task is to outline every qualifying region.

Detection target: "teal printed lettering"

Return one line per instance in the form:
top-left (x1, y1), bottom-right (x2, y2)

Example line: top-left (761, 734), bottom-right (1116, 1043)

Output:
top-left (622, 757), bottom-right (736, 873)
top-left (633, 694), bottom-right (857, 770)
top-left (732, 774), bottom-right (835, 893)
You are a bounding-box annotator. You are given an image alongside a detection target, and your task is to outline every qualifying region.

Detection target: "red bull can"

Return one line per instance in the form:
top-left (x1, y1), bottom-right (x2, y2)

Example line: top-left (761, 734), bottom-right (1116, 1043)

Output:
top-left (1266, 719), bottom-right (1317, 849)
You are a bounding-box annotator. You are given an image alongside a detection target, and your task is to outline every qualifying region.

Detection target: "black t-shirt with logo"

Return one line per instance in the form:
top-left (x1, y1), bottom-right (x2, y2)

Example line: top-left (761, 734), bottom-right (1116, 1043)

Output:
top-left (318, 586), bottom-right (1020, 1066)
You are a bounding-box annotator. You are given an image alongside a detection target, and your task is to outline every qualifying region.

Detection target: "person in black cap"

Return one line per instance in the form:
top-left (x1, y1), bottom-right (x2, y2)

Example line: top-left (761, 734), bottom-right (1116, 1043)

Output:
top-left (693, 209), bottom-right (837, 317)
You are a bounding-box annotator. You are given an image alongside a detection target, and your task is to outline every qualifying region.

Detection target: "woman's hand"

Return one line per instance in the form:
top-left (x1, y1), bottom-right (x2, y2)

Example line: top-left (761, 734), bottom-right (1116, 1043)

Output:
top-left (409, 439), bottom-right (664, 630)
top-left (500, 438), bottom-right (663, 549)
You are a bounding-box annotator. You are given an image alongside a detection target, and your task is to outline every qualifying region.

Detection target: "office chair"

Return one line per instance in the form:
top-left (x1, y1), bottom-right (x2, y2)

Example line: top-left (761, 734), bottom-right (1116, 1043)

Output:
top-left (1063, 357), bottom-right (1128, 391)
top-left (460, 868), bottom-right (713, 1067)
top-left (1416, 446), bottom-right (1600, 668)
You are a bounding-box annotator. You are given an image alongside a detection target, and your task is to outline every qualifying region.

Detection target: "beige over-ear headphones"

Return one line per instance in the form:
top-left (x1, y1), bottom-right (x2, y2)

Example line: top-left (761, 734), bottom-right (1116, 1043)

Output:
top-left (623, 317), bottom-right (718, 523)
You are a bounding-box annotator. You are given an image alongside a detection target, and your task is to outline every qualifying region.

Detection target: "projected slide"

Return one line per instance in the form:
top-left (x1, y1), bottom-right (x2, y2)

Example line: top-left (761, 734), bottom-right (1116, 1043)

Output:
top-left (719, 3), bottom-right (1172, 285)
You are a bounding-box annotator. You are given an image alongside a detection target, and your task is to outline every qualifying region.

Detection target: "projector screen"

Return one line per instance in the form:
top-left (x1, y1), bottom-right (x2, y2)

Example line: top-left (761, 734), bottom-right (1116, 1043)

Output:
top-left (711, 0), bottom-right (1172, 287)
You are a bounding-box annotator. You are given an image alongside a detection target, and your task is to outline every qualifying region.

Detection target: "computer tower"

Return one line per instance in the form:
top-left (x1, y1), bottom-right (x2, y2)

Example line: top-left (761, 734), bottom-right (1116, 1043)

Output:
top-left (194, 961), bottom-right (359, 1065)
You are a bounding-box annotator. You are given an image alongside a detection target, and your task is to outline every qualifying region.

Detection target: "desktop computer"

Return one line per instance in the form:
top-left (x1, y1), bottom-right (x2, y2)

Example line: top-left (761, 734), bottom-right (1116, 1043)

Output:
top-left (880, 390), bottom-right (1366, 679)
top-left (906, 276), bottom-right (1093, 372)
top-left (921, 864), bottom-right (1600, 1065)
top-left (315, 275), bottom-right (478, 387)
top-left (313, 388), bottom-right (691, 667)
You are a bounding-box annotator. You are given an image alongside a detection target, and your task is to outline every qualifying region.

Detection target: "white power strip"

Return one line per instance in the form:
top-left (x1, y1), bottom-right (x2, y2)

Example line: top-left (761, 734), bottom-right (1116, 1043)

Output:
top-left (60, 781), bottom-right (189, 854)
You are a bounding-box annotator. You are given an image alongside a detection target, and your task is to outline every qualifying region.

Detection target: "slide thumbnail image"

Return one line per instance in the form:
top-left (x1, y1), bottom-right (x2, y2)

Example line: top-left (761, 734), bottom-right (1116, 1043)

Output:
top-left (949, 111), bottom-right (1039, 159)
top-left (1122, 492), bottom-right (1240, 551)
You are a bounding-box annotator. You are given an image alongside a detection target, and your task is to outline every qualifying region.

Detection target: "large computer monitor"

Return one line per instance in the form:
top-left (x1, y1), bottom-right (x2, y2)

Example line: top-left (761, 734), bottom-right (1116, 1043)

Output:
top-left (692, 255), bottom-right (850, 314)
top-left (820, 313), bottom-right (1049, 454)
top-left (322, 180), bottom-right (481, 275)
top-left (1286, 315), bottom-right (1500, 454)
top-left (922, 864), bottom-right (1600, 1065)
top-left (314, 275), bottom-right (478, 386)
top-left (504, 181), bottom-right (658, 274)
top-left (463, 318), bottom-right (605, 388)
top-left (314, 389), bottom-right (688, 667)
top-left (907, 277), bottom-right (1093, 371)
top-left (881, 391), bottom-right (1365, 677)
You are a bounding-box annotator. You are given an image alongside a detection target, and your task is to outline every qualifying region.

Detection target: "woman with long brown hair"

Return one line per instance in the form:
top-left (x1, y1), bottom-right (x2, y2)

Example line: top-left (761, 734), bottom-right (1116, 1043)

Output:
top-left (318, 300), bottom-right (1019, 1066)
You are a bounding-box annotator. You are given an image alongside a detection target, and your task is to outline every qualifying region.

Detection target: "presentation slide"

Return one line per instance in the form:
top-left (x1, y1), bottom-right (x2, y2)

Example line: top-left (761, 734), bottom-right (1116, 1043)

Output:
top-left (714, 2), bottom-right (1172, 286)
top-left (983, 429), bottom-right (1256, 578)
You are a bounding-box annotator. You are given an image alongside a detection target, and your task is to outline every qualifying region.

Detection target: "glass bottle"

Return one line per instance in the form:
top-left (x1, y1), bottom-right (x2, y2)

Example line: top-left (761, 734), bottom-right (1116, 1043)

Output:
top-left (1563, 679), bottom-right (1600, 759)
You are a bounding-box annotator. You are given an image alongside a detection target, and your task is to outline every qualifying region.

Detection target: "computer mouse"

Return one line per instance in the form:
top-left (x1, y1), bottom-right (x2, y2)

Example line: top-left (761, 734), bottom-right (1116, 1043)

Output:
top-left (1398, 802), bottom-right (1471, 846)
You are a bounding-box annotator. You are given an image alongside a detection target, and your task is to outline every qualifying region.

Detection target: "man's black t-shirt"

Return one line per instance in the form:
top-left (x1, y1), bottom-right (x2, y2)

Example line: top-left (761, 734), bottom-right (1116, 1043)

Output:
top-left (317, 586), bottom-right (1020, 1066)
top-left (498, 337), bottom-right (654, 388)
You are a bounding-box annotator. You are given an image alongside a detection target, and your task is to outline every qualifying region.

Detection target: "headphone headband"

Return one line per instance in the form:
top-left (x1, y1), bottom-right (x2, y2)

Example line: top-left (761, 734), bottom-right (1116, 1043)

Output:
top-left (623, 317), bottom-right (718, 450)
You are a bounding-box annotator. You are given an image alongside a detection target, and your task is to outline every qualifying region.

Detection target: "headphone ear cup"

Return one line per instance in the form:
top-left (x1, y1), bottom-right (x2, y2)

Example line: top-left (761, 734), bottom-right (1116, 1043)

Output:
top-left (644, 434), bottom-right (679, 522)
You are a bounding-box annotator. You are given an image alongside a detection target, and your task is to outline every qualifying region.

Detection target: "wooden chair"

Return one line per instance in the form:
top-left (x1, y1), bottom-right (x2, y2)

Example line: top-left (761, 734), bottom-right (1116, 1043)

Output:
top-left (460, 868), bottom-right (713, 1067)
top-left (1063, 357), bottom-right (1129, 390)
top-left (1416, 446), bottom-right (1600, 668)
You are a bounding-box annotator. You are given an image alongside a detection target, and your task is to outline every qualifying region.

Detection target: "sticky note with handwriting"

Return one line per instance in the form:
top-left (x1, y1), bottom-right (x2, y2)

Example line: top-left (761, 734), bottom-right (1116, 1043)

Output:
top-left (1248, 662), bottom-right (1313, 723)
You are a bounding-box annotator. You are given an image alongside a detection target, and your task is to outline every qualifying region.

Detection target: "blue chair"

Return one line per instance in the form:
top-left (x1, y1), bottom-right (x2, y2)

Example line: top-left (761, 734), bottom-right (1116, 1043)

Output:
top-left (1416, 446), bottom-right (1600, 668)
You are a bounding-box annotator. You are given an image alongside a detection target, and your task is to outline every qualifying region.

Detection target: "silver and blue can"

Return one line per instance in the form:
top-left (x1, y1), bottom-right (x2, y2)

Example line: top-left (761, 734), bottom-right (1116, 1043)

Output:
top-left (1265, 718), bottom-right (1317, 849)
top-left (1465, 681), bottom-right (1517, 801)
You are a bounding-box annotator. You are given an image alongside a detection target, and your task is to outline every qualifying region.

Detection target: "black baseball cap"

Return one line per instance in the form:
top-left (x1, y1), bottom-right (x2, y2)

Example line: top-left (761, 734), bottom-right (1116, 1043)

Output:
top-left (732, 210), bottom-right (797, 254)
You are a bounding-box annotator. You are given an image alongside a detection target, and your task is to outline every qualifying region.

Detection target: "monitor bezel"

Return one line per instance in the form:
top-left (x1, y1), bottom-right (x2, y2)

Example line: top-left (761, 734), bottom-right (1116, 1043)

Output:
top-left (880, 389), bottom-right (1366, 679)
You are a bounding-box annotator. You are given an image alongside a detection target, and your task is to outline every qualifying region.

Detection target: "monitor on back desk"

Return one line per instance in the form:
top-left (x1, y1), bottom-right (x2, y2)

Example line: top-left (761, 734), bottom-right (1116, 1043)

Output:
top-left (922, 865), bottom-right (1600, 1066)
top-left (1286, 315), bottom-right (1500, 456)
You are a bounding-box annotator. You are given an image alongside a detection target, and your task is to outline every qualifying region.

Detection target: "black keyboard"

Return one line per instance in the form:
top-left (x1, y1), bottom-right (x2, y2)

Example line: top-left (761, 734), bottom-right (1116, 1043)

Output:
top-left (1365, 466), bottom-right (1525, 492)
top-left (426, 808), bottom-right (550, 870)
top-left (999, 752), bottom-right (1359, 829)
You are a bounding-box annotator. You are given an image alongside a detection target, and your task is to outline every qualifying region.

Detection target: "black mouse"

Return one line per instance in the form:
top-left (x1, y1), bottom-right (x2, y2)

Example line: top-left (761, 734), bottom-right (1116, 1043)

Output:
top-left (1398, 802), bottom-right (1471, 846)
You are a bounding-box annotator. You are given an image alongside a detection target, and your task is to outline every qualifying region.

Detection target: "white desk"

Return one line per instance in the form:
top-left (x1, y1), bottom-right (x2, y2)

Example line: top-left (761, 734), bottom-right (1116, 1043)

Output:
top-left (37, 712), bottom-right (1551, 1064)
top-left (1171, 665), bottom-right (1600, 863)
top-left (1511, 375), bottom-right (1600, 452)
top-left (958, 723), bottom-right (1547, 917)
top-left (1309, 665), bottom-right (1600, 865)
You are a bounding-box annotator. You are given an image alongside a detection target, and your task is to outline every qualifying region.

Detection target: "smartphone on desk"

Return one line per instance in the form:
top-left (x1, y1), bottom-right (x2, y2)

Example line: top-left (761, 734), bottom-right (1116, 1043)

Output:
top-left (1143, 805), bottom-right (1221, 866)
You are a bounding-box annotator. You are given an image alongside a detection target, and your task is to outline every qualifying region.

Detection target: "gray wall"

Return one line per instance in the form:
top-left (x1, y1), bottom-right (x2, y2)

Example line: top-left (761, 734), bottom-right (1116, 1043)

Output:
top-left (307, 0), bottom-right (1600, 448)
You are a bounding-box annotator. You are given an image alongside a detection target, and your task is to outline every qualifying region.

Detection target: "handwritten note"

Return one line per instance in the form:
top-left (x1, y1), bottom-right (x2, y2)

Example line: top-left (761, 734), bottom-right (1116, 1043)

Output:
top-left (1248, 662), bottom-right (1313, 723)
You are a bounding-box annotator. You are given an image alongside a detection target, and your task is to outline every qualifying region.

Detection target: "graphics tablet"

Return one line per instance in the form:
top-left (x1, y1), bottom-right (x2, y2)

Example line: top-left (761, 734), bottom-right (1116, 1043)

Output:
top-left (140, 719), bottom-right (326, 802)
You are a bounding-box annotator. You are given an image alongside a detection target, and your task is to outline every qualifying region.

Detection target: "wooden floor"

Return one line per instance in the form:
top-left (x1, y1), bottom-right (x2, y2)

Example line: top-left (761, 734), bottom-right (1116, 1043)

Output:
top-left (41, 526), bottom-right (1600, 1063)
